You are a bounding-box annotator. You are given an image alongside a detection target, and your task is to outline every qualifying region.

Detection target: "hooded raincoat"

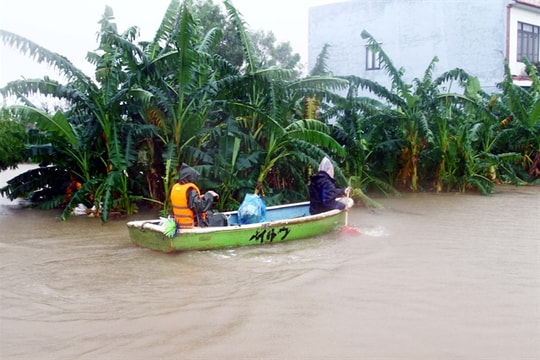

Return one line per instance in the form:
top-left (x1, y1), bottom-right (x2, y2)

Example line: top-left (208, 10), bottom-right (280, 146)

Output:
top-left (309, 157), bottom-right (347, 215)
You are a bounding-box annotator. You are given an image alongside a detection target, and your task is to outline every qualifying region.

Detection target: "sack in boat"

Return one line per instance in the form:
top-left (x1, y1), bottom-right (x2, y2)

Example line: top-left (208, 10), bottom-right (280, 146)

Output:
top-left (238, 193), bottom-right (266, 225)
top-left (206, 211), bottom-right (228, 227)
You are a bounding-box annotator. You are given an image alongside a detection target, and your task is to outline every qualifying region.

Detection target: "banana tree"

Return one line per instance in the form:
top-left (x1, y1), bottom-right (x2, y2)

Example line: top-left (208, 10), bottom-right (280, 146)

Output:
top-left (359, 30), bottom-right (437, 191)
top-left (492, 59), bottom-right (540, 180)
top-left (0, 105), bottom-right (99, 210)
top-left (219, 1), bottom-right (350, 201)
top-left (124, 0), bottom-right (230, 212)
top-left (0, 8), bottom-right (147, 221)
top-left (353, 30), bottom-right (506, 193)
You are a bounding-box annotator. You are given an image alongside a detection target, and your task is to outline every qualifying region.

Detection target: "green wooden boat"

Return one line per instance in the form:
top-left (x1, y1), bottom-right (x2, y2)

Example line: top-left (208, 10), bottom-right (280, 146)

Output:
top-left (126, 201), bottom-right (346, 252)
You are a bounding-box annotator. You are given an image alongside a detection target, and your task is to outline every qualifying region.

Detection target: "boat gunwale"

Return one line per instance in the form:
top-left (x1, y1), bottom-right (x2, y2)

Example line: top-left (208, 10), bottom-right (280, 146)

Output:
top-left (127, 201), bottom-right (342, 235)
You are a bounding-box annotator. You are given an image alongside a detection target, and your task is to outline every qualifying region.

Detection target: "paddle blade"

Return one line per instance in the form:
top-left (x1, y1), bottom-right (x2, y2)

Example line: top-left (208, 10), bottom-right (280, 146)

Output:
top-left (339, 206), bottom-right (360, 235)
top-left (339, 225), bottom-right (361, 236)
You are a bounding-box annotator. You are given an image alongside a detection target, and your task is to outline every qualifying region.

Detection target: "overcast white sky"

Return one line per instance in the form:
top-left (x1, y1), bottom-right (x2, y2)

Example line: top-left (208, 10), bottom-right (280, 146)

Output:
top-left (0, 0), bottom-right (343, 87)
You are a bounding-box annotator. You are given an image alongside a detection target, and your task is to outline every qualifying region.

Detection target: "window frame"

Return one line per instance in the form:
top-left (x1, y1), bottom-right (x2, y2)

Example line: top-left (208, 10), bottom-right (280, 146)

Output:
top-left (365, 45), bottom-right (381, 71)
top-left (517, 21), bottom-right (539, 63)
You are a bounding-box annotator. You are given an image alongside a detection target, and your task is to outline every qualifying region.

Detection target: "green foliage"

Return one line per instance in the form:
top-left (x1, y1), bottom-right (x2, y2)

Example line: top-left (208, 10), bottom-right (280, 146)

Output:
top-left (0, 0), bottom-right (343, 220)
top-left (321, 30), bottom-right (538, 195)
top-left (1, 1), bottom-right (538, 224)
top-left (0, 110), bottom-right (28, 171)
top-left (194, 0), bottom-right (301, 74)
top-left (162, 217), bottom-right (178, 238)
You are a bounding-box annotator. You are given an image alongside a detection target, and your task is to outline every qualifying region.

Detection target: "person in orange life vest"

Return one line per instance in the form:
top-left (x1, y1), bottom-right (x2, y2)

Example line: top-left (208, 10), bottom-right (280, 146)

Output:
top-left (170, 163), bottom-right (220, 228)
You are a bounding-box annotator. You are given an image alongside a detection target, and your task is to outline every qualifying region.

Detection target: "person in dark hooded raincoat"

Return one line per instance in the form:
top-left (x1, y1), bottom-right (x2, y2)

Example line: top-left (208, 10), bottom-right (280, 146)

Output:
top-left (170, 163), bottom-right (226, 227)
top-left (309, 157), bottom-right (353, 215)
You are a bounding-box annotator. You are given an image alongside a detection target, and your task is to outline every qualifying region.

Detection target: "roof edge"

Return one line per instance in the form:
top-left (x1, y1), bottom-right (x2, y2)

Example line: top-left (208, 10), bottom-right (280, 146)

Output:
top-left (513, 0), bottom-right (540, 10)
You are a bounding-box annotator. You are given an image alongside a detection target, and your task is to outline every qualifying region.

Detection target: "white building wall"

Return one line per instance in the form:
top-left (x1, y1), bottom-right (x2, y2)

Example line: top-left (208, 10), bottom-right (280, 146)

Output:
top-left (309, 0), bottom-right (518, 93)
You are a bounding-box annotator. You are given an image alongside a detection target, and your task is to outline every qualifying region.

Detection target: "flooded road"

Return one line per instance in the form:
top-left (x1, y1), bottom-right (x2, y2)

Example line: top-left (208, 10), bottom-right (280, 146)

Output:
top-left (1, 166), bottom-right (539, 359)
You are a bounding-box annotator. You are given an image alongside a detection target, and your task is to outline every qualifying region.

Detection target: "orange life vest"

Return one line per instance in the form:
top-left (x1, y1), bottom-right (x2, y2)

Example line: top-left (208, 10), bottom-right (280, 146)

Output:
top-left (170, 182), bottom-right (205, 228)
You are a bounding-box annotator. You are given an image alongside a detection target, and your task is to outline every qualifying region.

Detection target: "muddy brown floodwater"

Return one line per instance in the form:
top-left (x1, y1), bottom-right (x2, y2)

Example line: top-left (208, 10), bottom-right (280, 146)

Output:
top-left (1, 165), bottom-right (539, 359)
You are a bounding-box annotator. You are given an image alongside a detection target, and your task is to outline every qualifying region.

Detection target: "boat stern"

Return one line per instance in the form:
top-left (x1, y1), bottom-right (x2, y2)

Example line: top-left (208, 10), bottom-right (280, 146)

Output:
top-left (127, 220), bottom-right (175, 253)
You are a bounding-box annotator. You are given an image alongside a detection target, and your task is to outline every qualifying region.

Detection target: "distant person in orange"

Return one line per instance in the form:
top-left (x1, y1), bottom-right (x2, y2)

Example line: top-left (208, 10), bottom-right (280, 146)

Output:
top-left (170, 163), bottom-right (226, 228)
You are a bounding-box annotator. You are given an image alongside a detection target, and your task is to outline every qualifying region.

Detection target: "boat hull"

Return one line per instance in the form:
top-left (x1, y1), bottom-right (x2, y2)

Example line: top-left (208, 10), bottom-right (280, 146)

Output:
top-left (126, 202), bottom-right (345, 252)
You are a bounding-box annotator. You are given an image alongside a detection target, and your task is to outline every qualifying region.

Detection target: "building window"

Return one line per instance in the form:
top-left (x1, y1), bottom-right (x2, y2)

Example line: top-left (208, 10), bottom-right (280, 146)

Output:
top-left (365, 45), bottom-right (381, 70)
top-left (517, 21), bottom-right (539, 63)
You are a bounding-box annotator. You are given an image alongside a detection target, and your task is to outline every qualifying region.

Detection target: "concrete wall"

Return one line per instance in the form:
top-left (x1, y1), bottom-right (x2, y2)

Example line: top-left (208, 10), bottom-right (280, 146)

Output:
top-left (308, 0), bottom-right (511, 93)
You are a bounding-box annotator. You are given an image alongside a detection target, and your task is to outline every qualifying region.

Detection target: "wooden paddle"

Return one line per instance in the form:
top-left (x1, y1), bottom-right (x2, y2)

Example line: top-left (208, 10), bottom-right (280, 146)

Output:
top-left (339, 192), bottom-right (361, 235)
